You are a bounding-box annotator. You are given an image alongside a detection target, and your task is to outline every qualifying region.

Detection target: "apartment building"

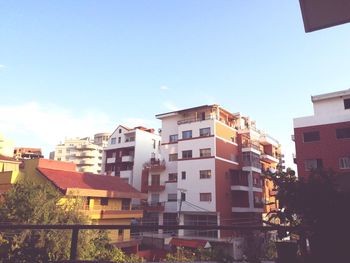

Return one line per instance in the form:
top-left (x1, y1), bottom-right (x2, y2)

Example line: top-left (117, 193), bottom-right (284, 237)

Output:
top-left (54, 133), bottom-right (110, 174)
top-left (0, 133), bottom-right (15, 157)
top-left (0, 154), bottom-right (21, 194)
top-left (142, 105), bottom-right (282, 240)
top-left (102, 126), bottom-right (161, 193)
top-left (293, 89), bottom-right (350, 179)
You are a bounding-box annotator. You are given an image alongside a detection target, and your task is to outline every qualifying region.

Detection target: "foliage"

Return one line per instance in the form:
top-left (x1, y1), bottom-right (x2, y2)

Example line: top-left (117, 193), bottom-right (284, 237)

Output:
top-left (0, 180), bottom-right (143, 262)
top-left (164, 247), bottom-right (196, 262)
top-left (266, 168), bottom-right (350, 262)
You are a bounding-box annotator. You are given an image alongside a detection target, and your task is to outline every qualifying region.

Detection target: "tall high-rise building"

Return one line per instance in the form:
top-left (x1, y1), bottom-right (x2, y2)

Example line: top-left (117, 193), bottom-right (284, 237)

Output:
top-left (54, 133), bottom-right (110, 174)
top-left (293, 89), bottom-right (350, 179)
top-left (142, 105), bottom-right (282, 240)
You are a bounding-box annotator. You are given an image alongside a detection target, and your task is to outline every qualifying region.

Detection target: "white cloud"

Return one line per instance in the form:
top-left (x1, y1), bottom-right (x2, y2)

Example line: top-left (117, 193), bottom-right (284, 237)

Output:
top-left (162, 101), bottom-right (179, 111)
top-left (0, 102), bottom-right (114, 156)
top-left (160, 85), bottom-right (169, 90)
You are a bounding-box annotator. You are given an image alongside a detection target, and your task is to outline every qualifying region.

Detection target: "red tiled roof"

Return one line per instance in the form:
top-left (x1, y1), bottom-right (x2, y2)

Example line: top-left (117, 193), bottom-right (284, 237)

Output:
top-left (38, 159), bottom-right (76, 172)
top-left (169, 238), bottom-right (210, 249)
top-left (0, 154), bottom-right (20, 163)
top-left (37, 168), bottom-right (140, 195)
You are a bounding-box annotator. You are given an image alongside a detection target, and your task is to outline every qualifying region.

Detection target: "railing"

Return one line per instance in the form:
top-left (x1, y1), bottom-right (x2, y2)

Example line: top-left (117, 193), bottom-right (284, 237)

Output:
top-left (177, 115), bottom-right (215, 125)
top-left (241, 141), bottom-right (260, 151)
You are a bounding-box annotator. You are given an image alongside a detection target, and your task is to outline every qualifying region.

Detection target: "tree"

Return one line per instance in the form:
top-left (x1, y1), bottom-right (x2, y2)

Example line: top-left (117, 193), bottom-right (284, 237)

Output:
top-left (0, 180), bottom-right (141, 262)
top-left (267, 169), bottom-right (350, 263)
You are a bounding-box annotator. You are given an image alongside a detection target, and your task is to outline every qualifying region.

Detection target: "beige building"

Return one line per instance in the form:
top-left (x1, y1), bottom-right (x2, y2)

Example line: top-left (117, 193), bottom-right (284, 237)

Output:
top-left (54, 133), bottom-right (110, 174)
top-left (0, 133), bottom-right (15, 157)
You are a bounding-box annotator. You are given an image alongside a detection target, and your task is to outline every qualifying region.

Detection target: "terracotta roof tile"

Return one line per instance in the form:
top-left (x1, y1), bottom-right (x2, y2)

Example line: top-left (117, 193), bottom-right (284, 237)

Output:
top-left (0, 154), bottom-right (20, 162)
top-left (169, 238), bottom-right (210, 249)
top-left (37, 168), bottom-right (140, 195)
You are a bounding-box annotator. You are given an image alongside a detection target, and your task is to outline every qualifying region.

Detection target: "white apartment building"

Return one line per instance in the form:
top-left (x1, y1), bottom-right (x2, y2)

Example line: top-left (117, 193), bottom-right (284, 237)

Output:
top-left (0, 133), bottom-right (15, 157)
top-left (54, 133), bottom-right (110, 174)
top-left (142, 105), bottom-right (282, 241)
top-left (102, 126), bottom-right (161, 193)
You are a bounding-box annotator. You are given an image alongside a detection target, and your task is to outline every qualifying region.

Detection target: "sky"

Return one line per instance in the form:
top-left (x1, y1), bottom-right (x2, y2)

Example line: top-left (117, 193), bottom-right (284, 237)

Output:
top-left (1, 1), bottom-right (350, 169)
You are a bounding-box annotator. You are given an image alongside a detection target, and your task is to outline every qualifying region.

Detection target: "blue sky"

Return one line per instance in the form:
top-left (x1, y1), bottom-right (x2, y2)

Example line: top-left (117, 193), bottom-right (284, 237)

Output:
top-left (1, 1), bottom-right (350, 168)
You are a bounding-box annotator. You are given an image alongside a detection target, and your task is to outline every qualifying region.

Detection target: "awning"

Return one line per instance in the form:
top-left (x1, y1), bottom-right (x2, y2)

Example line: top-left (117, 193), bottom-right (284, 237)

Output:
top-left (169, 238), bottom-right (211, 249)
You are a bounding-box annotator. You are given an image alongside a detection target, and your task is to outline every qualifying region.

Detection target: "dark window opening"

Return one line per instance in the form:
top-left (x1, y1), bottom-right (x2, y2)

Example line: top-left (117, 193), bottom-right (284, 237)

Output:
top-left (303, 131), bottom-right (320, 142)
top-left (336, 127), bottom-right (350, 139)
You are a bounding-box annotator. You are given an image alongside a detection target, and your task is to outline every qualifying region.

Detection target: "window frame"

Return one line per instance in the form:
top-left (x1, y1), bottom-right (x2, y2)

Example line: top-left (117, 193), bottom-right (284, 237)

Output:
top-left (167, 193), bottom-right (178, 202)
top-left (339, 157), bottom-right (350, 169)
top-left (169, 153), bottom-right (178, 162)
top-left (199, 127), bottom-right (211, 137)
top-left (199, 193), bottom-right (212, 202)
top-left (199, 148), bottom-right (211, 157)
top-left (303, 131), bottom-right (320, 143)
top-left (182, 150), bottom-right (192, 159)
top-left (344, 98), bottom-right (350, 109)
top-left (200, 170), bottom-right (212, 179)
top-left (169, 134), bottom-right (178, 143)
top-left (336, 127), bottom-right (350, 139)
top-left (182, 130), bottom-right (192, 139)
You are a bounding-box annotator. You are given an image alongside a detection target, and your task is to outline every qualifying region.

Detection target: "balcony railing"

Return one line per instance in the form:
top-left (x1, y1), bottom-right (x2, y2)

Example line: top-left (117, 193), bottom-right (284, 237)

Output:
top-left (145, 184), bottom-right (166, 192)
top-left (177, 115), bottom-right (215, 125)
top-left (143, 201), bottom-right (165, 212)
top-left (144, 159), bottom-right (166, 171)
top-left (241, 141), bottom-right (260, 151)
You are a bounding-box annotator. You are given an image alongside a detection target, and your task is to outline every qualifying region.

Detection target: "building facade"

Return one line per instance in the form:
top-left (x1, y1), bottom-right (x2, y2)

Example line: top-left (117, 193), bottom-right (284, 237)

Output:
top-left (293, 89), bottom-right (350, 178)
top-left (0, 133), bottom-right (15, 157)
top-left (0, 155), bottom-right (21, 195)
top-left (14, 147), bottom-right (43, 160)
top-left (102, 126), bottom-right (161, 193)
top-left (10, 158), bottom-right (146, 253)
top-left (142, 105), bottom-right (282, 240)
top-left (54, 133), bottom-right (110, 174)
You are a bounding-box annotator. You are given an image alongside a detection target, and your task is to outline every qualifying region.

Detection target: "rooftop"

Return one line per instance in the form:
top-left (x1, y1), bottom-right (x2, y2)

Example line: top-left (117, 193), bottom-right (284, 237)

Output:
top-left (311, 88), bottom-right (350, 102)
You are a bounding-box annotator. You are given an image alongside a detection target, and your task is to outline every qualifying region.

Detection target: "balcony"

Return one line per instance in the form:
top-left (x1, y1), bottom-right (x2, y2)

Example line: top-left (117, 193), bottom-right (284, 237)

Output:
top-left (120, 170), bottom-right (132, 178)
top-left (145, 184), bottom-right (166, 192)
top-left (144, 159), bottom-right (166, 172)
top-left (143, 202), bottom-right (165, 212)
top-left (107, 157), bottom-right (116, 163)
top-left (177, 115), bottom-right (215, 125)
top-left (241, 140), bottom-right (260, 152)
top-left (81, 206), bottom-right (143, 219)
top-left (122, 155), bottom-right (134, 162)
top-left (76, 144), bottom-right (97, 150)
top-left (260, 153), bottom-right (279, 164)
top-left (77, 159), bottom-right (95, 166)
top-left (259, 134), bottom-right (279, 147)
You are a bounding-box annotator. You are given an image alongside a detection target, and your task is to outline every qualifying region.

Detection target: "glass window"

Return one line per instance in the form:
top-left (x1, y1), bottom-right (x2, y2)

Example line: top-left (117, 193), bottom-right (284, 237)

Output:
top-left (181, 192), bottom-right (186, 201)
top-left (182, 130), bottom-right (192, 139)
top-left (100, 197), bottom-right (109, 206)
top-left (169, 134), bottom-right (178, 143)
top-left (181, 171), bottom-right (186, 180)
top-left (169, 153), bottom-right (178, 161)
top-left (200, 170), bottom-right (212, 179)
top-left (200, 148), bottom-right (211, 157)
top-left (336, 127), bottom-right (350, 139)
top-left (304, 159), bottom-right (323, 171)
top-left (344, 98), bottom-right (350, 109)
top-left (303, 131), bottom-right (320, 142)
top-left (182, 150), bottom-right (192, 159)
top-left (111, 138), bottom-right (116, 144)
top-left (339, 157), bottom-right (350, 169)
top-left (118, 137), bottom-right (121, 143)
top-left (168, 173), bottom-right (177, 182)
top-left (200, 193), bottom-right (212, 202)
top-left (168, 193), bottom-right (177, 202)
top-left (199, 127), bottom-right (211, 137)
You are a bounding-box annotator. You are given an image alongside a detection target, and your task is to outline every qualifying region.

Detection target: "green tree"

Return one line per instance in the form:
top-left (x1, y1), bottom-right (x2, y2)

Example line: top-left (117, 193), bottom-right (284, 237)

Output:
top-left (0, 180), bottom-right (140, 262)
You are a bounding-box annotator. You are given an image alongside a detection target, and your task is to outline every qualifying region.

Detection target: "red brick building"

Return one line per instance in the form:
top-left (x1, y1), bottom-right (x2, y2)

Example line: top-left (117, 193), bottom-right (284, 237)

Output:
top-left (293, 89), bottom-right (350, 179)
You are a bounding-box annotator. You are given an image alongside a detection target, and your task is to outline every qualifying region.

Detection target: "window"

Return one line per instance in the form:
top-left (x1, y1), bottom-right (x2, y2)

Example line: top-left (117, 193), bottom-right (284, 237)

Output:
top-left (100, 197), bottom-right (109, 206)
top-left (304, 159), bottom-right (323, 171)
top-left (181, 171), bottom-right (186, 180)
top-left (181, 192), bottom-right (186, 201)
top-left (169, 134), bottom-right (178, 143)
top-left (151, 174), bottom-right (160, 185)
top-left (152, 139), bottom-right (156, 149)
top-left (200, 170), bottom-right (211, 179)
top-left (344, 98), bottom-right (350, 109)
top-left (200, 193), bottom-right (212, 202)
top-left (85, 196), bottom-right (91, 206)
top-left (121, 199), bottom-right (130, 210)
top-left (168, 193), bottom-right (177, 202)
top-left (303, 131), bottom-right (320, 142)
top-left (118, 137), bottom-right (121, 143)
top-left (119, 129), bottom-right (122, 133)
top-left (182, 150), bottom-right (192, 159)
top-left (200, 148), bottom-right (211, 157)
top-left (182, 130), bottom-right (192, 139)
top-left (336, 127), bottom-right (350, 139)
top-left (168, 173), bottom-right (177, 182)
top-left (339, 157), bottom-right (350, 169)
top-left (199, 127), bottom-right (211, 137)
top-left (169, 153), bottom-right (178, 161)
top-left (199, 112), bottom-right (206, 120)
top-left (58, 150), bottom-right (62, 153)
top-left (111, 138), bottom-right (116, 144)
top-left (151, 193), bottom-right (160, 204)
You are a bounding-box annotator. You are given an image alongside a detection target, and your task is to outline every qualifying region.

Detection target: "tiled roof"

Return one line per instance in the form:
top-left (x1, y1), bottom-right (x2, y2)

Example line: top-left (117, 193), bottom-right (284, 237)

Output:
top-left (38, 159), bottom-right (76, 172)
top-left (37, 167), bottom-right (140, 195)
